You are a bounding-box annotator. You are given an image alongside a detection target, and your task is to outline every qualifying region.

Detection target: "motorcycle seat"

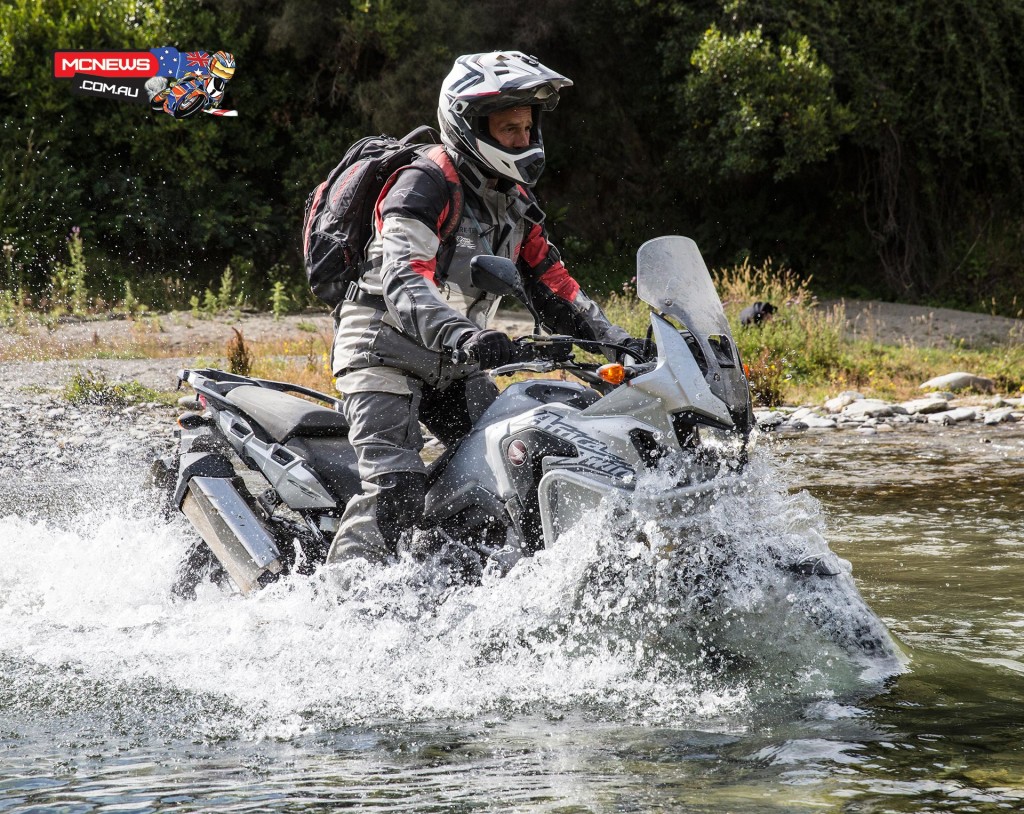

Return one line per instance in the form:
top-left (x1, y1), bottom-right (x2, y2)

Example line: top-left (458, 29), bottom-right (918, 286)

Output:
top-left (225, 385), bottom-right (349, 444)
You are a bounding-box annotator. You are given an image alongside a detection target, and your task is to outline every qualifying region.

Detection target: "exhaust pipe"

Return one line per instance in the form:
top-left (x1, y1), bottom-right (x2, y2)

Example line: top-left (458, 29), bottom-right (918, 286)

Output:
top-left (181, 476), bottom-right (283, 595)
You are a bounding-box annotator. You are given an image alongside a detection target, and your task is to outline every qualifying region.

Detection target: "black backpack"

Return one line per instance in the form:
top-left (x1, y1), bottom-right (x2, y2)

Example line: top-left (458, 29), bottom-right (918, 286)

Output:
top-left (302, 126), bottom-right (463, 308)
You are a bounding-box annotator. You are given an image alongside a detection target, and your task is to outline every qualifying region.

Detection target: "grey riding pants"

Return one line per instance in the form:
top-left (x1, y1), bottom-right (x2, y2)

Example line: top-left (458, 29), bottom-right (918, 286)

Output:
top-left (327, 366), bottom-right (499, 563)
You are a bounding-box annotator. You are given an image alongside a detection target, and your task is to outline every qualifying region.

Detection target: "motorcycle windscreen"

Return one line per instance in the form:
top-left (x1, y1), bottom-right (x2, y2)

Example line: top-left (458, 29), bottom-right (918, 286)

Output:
top-left (635, 236), bottom-right (731, 346)
top-left (634, 235), bottom-right (750, 433)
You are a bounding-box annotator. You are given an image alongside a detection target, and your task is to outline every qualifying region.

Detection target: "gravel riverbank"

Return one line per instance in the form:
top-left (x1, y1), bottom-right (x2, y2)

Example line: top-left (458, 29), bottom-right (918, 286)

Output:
top-left (1, 299), bottom-right (1021, 484)
top-left (1, 358), bottom-right (1020, 491)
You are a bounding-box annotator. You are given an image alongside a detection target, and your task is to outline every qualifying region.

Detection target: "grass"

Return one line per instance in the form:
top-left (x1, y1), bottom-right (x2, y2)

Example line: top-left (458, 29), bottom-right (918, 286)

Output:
top-left (7, 259), bottom-right (1024, 408)
top-left (63, 370), bottom-right (176, 407)
top-left (601, 258), bottom-right (1024, 405)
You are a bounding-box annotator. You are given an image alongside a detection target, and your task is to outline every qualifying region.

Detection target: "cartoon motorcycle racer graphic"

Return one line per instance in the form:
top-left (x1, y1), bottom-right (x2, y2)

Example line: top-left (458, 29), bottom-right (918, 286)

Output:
top-left (145, 50), bottom-right (235, 119)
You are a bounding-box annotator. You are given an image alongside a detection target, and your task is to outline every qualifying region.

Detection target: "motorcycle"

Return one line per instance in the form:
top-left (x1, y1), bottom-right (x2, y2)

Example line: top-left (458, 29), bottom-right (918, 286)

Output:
top-left (155, 236), bottom-right (759, 598)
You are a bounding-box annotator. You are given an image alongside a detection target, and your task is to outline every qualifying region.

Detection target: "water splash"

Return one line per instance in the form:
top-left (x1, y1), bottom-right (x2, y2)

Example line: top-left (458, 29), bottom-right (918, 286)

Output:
top-left (0, 437), bottom-right (903, 739)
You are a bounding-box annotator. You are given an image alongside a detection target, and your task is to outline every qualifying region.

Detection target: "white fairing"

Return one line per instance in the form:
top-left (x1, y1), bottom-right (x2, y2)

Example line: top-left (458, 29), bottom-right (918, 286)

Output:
top-left (533, 236), bottom-right (749, 549)
top-left (581, 315), bottom-right (733, 431)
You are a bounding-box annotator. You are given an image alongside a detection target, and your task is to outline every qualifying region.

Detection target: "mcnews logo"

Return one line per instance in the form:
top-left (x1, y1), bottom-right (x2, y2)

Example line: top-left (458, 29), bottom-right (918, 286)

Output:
top-left (53, 51), bottom-right (155, 104)
top-left (52, 49), bottom-right (237, 117)
top-left (54, 52), bottom-right (160, 78)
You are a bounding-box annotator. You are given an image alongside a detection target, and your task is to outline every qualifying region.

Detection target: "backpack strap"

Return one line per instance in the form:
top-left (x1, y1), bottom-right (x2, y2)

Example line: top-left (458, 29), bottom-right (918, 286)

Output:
top-left (421, 144), bottom-right (464, 241)
top-left (399, 124), bottom-right (442, 146)
top-left (422, 146), bottom-right (463, 286)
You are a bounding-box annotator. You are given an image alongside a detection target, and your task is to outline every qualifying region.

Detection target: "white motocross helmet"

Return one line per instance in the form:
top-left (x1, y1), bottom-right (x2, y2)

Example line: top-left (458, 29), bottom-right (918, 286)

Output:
top-left (437, 51), bottom-right (573, 187)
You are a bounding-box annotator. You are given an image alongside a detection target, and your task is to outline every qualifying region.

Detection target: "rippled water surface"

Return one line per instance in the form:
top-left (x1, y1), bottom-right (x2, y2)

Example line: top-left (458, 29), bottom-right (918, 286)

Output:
top-left (1, 421), bottom-right (1022, 812)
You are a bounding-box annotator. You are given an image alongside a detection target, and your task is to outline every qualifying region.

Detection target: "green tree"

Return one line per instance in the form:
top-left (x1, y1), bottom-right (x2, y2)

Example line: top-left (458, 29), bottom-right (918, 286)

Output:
top-left (680, 24), bottom-right (853, 182)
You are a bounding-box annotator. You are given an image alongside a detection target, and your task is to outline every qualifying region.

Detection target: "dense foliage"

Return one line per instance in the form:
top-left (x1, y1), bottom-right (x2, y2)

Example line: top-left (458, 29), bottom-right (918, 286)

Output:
top-left (2, 0), bottom-right (1023, 312)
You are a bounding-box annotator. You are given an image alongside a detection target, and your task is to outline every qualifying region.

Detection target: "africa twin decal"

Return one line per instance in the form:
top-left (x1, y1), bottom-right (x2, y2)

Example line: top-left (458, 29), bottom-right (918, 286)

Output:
top-left (516, 411), bottom-right (635, 482)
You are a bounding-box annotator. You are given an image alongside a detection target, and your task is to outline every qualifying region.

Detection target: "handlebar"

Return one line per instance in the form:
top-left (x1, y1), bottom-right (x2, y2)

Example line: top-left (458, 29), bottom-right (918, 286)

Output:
top-left (451, 335), bottom-right (574, 366)
top-left (452, 335), bottom-right (653, 370)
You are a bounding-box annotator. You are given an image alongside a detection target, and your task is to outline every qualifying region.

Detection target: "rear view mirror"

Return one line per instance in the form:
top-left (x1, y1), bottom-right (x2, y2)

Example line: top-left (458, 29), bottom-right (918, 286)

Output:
top-left (470, 255), bottom-right (528, 304)
top-left (469, 254), bottom-right (543, 335)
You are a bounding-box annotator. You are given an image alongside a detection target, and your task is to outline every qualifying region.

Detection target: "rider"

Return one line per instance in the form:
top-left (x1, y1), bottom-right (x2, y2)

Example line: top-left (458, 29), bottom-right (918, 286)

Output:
top-left (327, 50), bottom-right (645, 566)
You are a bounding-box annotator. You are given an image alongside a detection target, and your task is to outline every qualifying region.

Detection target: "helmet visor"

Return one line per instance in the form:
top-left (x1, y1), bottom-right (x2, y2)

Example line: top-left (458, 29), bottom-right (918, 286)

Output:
top-left (457, 83), bottom-right (564, 117)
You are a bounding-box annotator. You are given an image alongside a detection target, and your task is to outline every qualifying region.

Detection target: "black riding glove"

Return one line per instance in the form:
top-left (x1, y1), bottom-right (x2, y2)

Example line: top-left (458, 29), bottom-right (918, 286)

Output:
top-left (459, 329), bottom-right (516, 370)
top-left (618, 337), bottom-right (652, 363)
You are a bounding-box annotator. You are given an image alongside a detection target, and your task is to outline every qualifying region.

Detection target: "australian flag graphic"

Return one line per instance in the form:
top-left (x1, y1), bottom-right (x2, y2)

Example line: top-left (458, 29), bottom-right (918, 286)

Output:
top-left (151, 47), bottom-right (214, 79)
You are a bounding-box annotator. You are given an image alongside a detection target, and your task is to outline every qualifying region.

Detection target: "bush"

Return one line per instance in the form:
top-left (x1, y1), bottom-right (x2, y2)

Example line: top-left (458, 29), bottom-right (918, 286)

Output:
top-left (597, 258), bottom-right (847, 406)
top-left (63, 370), bottom-right (165, 406)
top-left (715, 259), bottom-right (846, 390)
top-left (227, 328), bottom-right (252, 376)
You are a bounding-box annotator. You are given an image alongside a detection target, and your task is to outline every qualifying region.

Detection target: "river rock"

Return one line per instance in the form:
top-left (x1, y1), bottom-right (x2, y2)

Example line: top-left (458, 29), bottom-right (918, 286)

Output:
top-left (919, 372), bottom-right (995, 393)
top-left (927, 407), bottom-right (977, 424)
top-left (989, 396), bottom-right (1024, 410)
top-left (900, 396), bottom-right (950, 415)
top-left (824, 391), bottom-right (863, 413)
top-left (801, 415), bottom-right (838, 429)
top-left (755, 411), bottom-right (786, 429)
top-left (841, 399), bottom-right (894, 418)
top-left (983, 407), bottom-right (1017, 425)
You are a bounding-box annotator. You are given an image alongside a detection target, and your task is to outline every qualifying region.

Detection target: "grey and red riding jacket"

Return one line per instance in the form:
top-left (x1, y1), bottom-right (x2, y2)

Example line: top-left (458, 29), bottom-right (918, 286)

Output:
top-left (331, 147), bottom-right (630, 394)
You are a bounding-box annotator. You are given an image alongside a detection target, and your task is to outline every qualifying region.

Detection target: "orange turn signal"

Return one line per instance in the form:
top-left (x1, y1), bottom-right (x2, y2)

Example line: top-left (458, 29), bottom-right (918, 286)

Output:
top-left (597, 363), bottom-right (627, 385)
top-left (743, 363), bottom-right (750, 378)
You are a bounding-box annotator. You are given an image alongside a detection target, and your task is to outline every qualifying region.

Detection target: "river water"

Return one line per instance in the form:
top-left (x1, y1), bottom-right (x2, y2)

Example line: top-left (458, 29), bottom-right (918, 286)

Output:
top-left (1, 418), bottom-right (1022, 812)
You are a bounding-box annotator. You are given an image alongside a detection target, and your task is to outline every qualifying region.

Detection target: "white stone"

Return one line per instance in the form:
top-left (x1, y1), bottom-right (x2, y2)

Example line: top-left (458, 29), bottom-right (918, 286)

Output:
top-left (755, 411), bottom-right (786, 428)
top-left (874, 422), bottom-right (895, 432)
top-left (841, 399), bottom-right (894, 418)
top-left (801, 415), bottom-right (838, 429)
top-left (855, 426), bottom-right (877, 435)
top-left (824, 392), bottom-right (863, 413)
top-left (920, 372), bottom-right (995, 393)
top-left (983, 407), bottom-right (1017, 425)
top-left (927, 407), bottom-right (977, 424)
top-left (901, 397), bottom-right (950, 415)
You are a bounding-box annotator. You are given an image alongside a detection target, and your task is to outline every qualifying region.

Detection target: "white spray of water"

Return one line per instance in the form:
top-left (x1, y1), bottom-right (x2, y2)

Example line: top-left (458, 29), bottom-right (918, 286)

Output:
top-left (0, 440), bottom-right (902, 738)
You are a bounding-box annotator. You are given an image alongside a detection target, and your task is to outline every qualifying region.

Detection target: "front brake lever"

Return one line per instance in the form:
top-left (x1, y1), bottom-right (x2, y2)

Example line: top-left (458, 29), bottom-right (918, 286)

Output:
top-left (489, 360), bottom-right (557, 377)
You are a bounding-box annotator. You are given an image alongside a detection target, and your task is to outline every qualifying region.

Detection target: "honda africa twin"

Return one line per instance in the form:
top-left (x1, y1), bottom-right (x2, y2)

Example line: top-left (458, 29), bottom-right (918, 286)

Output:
top-left (155, 236), bottom-right (758, 597)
